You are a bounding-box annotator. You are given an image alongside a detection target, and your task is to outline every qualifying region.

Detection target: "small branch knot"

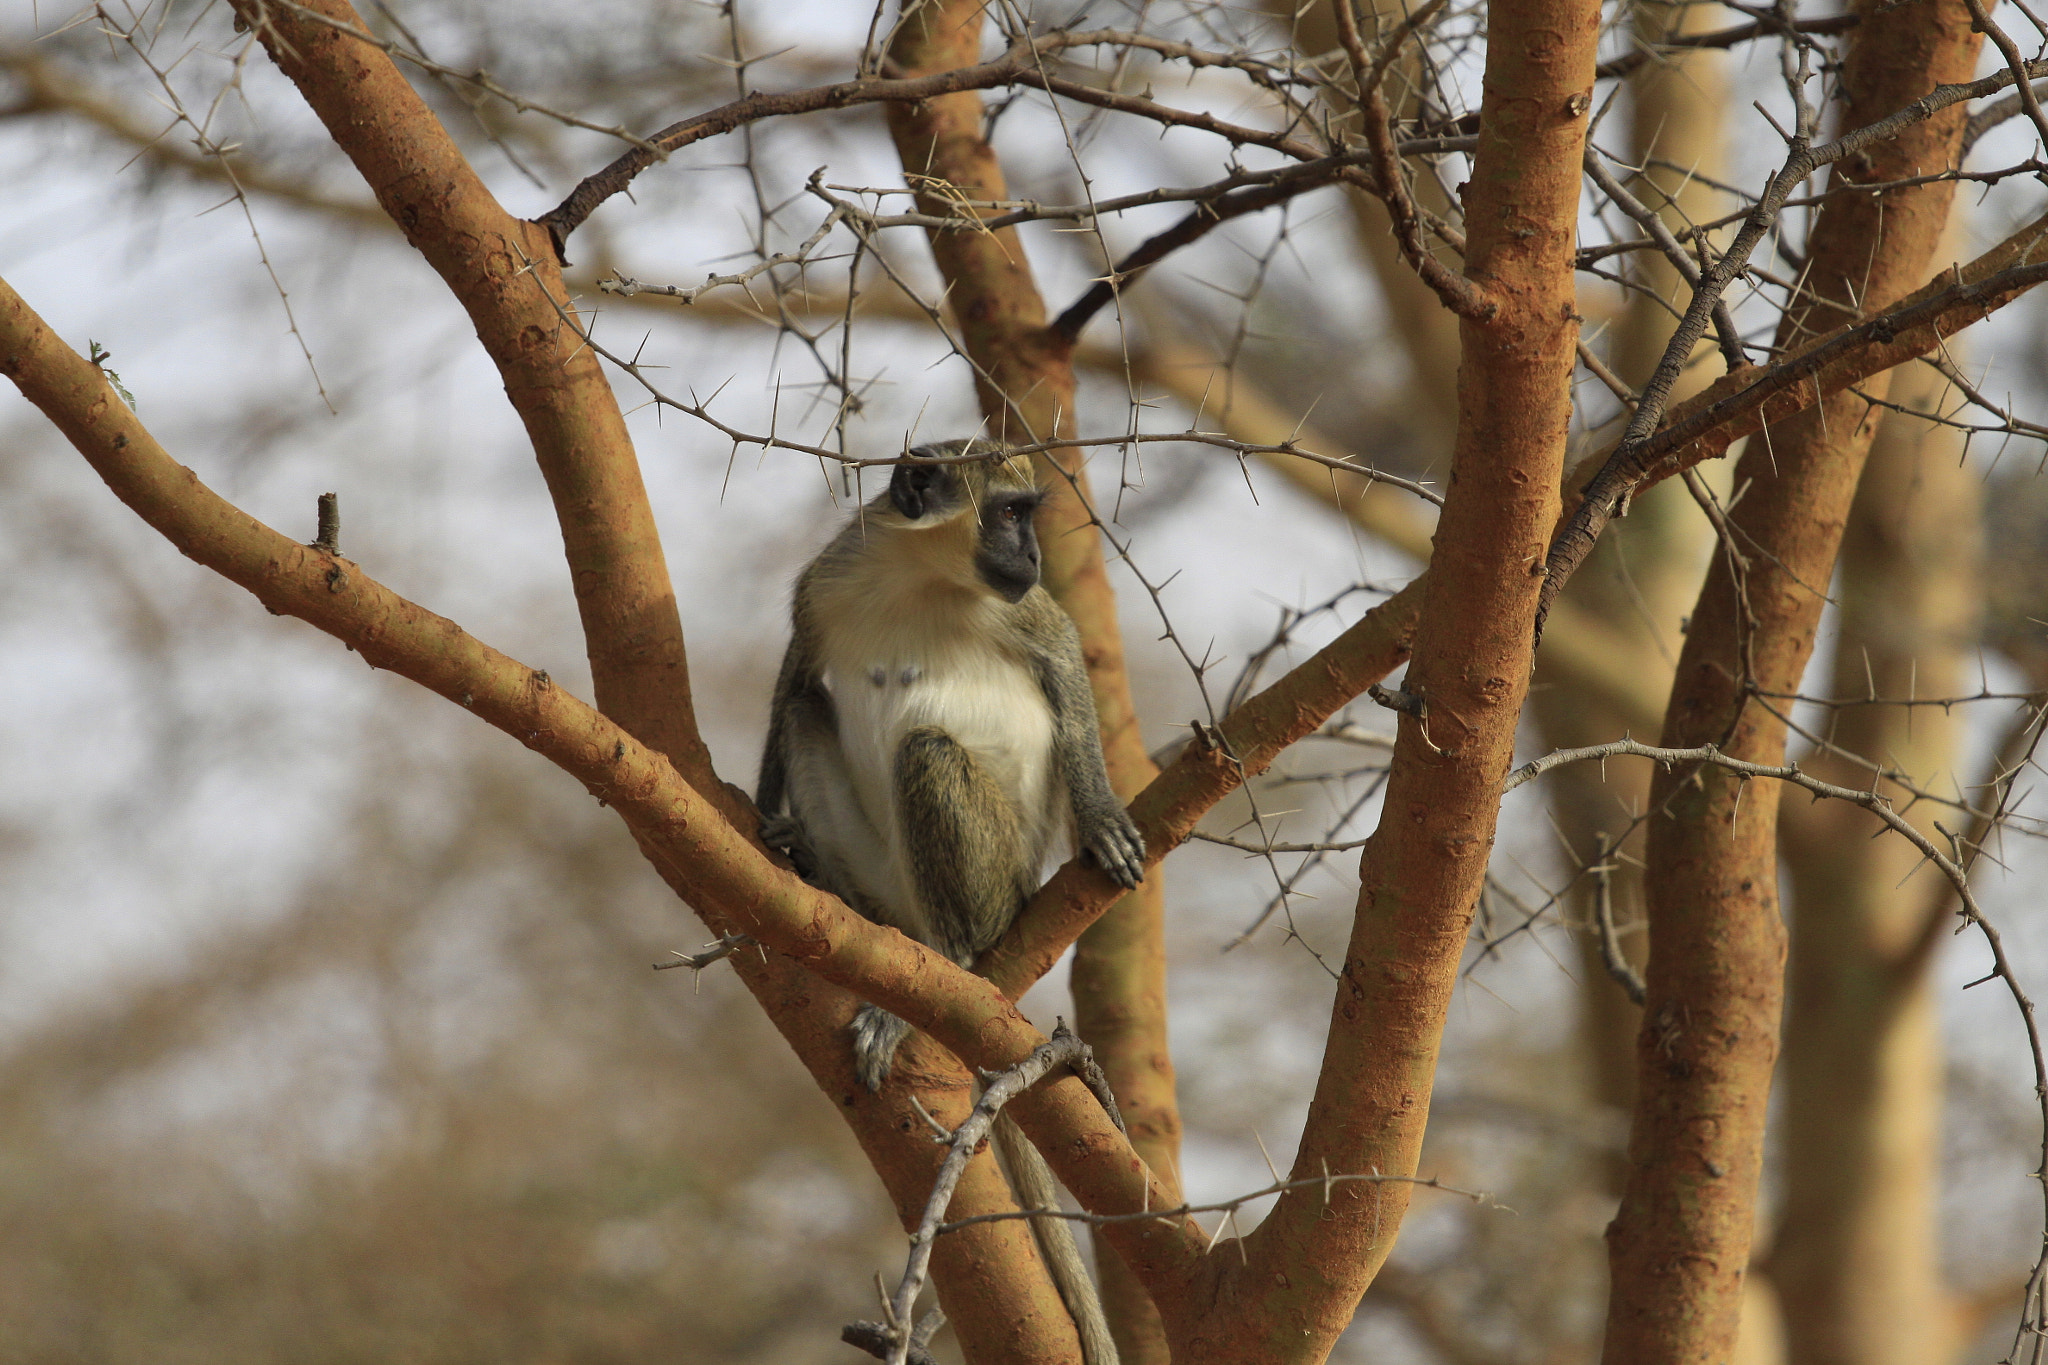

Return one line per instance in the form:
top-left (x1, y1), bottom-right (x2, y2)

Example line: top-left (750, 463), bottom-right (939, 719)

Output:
top-left (1367, 681), bottom-right (1427, 719)
top-left (311, 492), bottom-right (340, 556)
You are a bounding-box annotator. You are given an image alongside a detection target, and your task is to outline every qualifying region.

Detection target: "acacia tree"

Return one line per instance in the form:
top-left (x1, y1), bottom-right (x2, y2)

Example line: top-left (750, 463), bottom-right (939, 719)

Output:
top-left (8, 1), bottom-right (2048, 1362)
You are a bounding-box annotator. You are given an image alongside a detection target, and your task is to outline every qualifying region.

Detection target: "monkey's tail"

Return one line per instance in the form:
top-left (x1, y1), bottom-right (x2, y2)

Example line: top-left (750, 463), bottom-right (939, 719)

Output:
top-left (992, 1115), bottom-right (1121, 1365)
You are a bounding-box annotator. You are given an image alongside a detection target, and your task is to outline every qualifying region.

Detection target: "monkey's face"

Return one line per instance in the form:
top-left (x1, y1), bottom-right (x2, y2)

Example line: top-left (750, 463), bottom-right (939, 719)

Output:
top-left (887, 445), bottom-right (1044, 603)
top-left (971, 485), bottom-right (1044, 602)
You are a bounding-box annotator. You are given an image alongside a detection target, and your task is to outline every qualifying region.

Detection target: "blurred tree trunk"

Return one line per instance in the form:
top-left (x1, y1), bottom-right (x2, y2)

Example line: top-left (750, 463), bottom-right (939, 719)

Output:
top-left (1769, 355), bottom-right (1982, 1365)
top-left (1537, 0), bottom-right (1731, 1136)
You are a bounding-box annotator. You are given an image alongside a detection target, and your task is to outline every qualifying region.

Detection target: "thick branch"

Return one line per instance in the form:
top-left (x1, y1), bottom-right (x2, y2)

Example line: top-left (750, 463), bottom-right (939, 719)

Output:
top-left (1772, 367), bottom-right (1984, 1363)
top-left (984, 577), bottom-right (1424, 996)
top-left (1543, 204), bottom-right (2048, 636)
top-left (227, 0), bottom-right (714, 791)
top-left (982, 208), bottom-right (2048, 1000)
top-left (879, 5), bottom-right (1183, 1355)
top-left (940, 48), bottom-right (2033, 1039)
top-left (1218, 0), bottom-right (1601, 1353)
top-left (1602, 0), bottom-right (1986, 1355)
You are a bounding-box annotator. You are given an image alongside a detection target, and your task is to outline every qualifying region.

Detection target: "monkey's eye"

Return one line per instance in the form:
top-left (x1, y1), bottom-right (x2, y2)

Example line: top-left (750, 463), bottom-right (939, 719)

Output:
top-left (999, 504), bottom-right (1022, 523)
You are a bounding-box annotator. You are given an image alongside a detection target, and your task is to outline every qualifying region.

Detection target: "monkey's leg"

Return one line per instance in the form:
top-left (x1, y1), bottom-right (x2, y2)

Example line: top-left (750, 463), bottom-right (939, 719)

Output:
top-left (852, 727), bottom-right (1031, 1092)
top-left (884, 730), bottom-right (1119, 1363)
top-left (894, 726), bottom-right (1033, 960)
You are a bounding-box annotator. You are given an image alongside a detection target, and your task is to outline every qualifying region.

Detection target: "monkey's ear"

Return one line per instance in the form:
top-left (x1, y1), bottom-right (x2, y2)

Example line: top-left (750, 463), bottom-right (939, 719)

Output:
top-left (890, 461), bottom-right (943, 520)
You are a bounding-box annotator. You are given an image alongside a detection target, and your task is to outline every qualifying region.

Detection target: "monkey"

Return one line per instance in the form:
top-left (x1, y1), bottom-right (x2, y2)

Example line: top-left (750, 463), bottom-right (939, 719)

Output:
top-left (757, 438), bottom-right (1143, 1365)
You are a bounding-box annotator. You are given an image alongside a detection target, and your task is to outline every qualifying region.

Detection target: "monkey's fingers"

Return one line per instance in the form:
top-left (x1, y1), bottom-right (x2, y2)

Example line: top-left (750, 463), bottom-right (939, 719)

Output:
top-left (1083, 813), bottom-right (1147, 890)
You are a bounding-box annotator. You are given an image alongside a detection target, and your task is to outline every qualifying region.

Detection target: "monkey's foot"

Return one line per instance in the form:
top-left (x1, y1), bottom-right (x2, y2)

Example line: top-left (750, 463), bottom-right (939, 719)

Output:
top-left (759, 814), bottom-right (821, 882)
top-left (1080, 806), bottom-right (1147, 890)
top-left (851, 1004), bottom-right (913, 1092)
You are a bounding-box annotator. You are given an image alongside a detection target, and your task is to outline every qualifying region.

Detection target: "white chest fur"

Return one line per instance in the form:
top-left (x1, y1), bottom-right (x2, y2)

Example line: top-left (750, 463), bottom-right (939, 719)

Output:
top-left (824, 633), bottom-right (1058, 830)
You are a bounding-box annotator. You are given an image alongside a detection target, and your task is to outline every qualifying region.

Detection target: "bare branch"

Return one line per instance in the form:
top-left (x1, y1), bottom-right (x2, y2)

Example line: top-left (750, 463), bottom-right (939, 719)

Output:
top-left (1333, 0), bottom-right (1496, 320)
top-left (869, 1024), bottom-right (1106, 1365)
top-left (539, 35), bottom-right (1330, 254)
top-left (1542, 209), bottom-right (2048, 637)
top-left (1590, 833), bottom-right (1645, 1006)
top-left (1541, 58), bottom-right (2048, 637)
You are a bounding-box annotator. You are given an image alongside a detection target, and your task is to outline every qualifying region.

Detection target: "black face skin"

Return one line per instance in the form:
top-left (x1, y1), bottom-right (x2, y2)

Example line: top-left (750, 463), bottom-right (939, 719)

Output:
top-left (887, 459), bottom-right (1043, 603)
top-left (973, 489), bottom-right (1044, 602)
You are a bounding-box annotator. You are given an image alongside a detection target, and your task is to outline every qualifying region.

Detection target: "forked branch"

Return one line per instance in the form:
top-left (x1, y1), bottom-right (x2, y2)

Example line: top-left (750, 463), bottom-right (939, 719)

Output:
top-left (0, 272), bottom-right (1204, 1310)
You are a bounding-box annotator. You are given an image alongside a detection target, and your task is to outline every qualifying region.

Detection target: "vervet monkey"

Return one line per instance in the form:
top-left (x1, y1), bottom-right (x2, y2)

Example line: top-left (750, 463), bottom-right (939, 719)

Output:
top-left (758, 438), bottom-right (1143, 1365)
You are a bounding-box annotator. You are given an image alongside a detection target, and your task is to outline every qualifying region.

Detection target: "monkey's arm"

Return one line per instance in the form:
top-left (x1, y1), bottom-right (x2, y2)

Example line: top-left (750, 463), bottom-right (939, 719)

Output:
top-left (756, 622), bottom-right (836, 876)
top-left (756, 643), bottom-right (802, 815)
top-left (1023, 600), bottom-right (1146, 889)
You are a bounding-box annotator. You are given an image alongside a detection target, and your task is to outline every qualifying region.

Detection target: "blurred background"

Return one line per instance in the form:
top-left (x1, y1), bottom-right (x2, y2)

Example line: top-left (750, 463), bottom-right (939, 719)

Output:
top-left (4, 2), bottom-right (2048, 1361)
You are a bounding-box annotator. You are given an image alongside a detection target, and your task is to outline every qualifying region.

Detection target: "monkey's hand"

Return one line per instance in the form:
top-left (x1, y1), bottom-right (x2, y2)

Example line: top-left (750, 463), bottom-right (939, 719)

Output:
top-left (1078, 804), bottom-right (1146, 890)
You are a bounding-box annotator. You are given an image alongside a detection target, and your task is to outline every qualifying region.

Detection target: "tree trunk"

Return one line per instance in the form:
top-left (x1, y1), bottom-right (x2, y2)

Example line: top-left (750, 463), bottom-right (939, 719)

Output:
top-left (1213, 0), bottom-right (1601, 1356)
top-left (1770, 355), bottom-right (1981, 1365)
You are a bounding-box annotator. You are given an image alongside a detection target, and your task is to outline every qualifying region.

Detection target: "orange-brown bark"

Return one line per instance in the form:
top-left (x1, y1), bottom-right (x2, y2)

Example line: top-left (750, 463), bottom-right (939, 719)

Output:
top-left (1543, 0), bottom-right (1730, 1131)
top-left (990, 577), bottom-right (1425, 994)
top-left (27, 9), bottom-right (2048, 1357)
top-left (883, 0), bottom-right (1069, 451)
top-left (1602, 2), bottom-right (1983, 1358)
top-left (1191, 0), bottom-right (1598, 1357)
top-left (1064, 889), bottom-right (1177, 1358)
top-left (989, 189), bottom-right (2048, 1001)
top-left (227, 0), bottom-right (712, 794)
top-left (883, 6), bottom-right (1179, 1356)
